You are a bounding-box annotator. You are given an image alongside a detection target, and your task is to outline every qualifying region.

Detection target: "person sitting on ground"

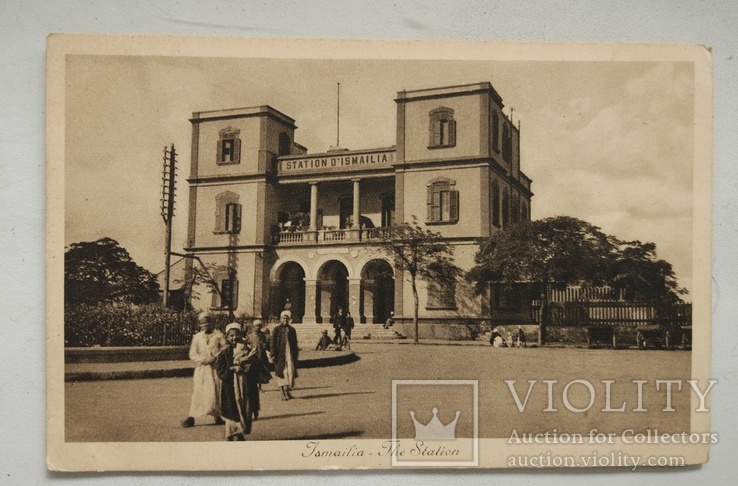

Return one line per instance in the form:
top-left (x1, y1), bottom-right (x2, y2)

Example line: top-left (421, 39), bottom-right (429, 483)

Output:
top-left (489, 327), bottom-right (505, 347)
top-left (383, 311), bottom-right (395, 329)
top-left (315, 330), bottom-right (333, 351)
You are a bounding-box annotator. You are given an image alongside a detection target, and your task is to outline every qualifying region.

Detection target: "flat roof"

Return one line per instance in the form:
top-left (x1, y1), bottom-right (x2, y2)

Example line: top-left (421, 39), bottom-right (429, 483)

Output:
top-left (190, 105), bottom-right (296, 127)
top-left (396, 81), bottom-right (504, 106)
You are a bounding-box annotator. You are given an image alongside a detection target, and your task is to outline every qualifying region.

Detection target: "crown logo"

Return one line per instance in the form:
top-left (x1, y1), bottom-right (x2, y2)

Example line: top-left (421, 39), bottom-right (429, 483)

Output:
top-left (409, 407), bottom-right (460, 440)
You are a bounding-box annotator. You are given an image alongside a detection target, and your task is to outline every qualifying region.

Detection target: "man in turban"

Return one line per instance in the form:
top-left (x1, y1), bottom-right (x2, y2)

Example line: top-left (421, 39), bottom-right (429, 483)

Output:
top-left (270, 310), bottom-right (299, 400)
top-left (182, 312), bottom-right (228, 428)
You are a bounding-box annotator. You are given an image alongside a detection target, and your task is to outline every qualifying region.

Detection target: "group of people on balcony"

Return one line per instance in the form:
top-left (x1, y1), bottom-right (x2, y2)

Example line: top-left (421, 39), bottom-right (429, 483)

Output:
top-left (277, 211), bottom-right (377, 233)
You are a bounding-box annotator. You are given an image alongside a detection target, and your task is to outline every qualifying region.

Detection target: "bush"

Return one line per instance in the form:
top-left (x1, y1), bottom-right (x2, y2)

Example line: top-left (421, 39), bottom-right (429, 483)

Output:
top-left (64, 303), bottom-right (200, 347)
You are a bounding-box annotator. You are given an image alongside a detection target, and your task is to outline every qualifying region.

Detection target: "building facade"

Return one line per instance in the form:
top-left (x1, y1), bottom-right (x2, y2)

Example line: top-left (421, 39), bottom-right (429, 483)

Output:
top-left (184, 82), bottom-right (533, 330)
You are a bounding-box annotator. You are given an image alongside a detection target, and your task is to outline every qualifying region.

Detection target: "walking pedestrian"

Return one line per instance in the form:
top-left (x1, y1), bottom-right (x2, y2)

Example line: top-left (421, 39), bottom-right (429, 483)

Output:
top-left (216, 323), bottom-right (261, 441)
top-left (181, 312), bottom-right (228, 428)
top-left (271, 310), bottom-right (299, 400)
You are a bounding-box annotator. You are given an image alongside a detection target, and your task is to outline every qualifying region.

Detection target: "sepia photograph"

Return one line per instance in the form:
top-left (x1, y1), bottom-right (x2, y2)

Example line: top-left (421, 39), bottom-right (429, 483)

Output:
top-left (46, 36), bottom-right (712, 471)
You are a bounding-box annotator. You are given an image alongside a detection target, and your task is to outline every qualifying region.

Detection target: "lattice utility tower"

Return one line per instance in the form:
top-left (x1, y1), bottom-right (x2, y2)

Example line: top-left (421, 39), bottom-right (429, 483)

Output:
top-left (160, 144), bottom-right (177, 308)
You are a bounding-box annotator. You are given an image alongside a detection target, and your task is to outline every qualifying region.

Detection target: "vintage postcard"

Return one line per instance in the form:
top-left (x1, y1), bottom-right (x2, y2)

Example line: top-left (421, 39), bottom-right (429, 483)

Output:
top-left (47, 35), bottom-right (713, 471)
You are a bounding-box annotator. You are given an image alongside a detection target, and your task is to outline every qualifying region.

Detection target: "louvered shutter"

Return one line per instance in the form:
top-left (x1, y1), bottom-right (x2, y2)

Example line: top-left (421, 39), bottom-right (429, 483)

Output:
top-left (432, 187), bottom-right (442, 221)
top-left (448, 119), bottom-right (456, 146)
top-left (231, 279), bottom-right (239, 309)
top-left (426, 185), bottom-right (433, 220)
top-left (216, 140), bottom-right (223, 163)
top-left (233, 138), bottom-right (241, 163)
top-left (449, 190), bottom-right (459, 223)
top-left (215, 199), bottom-right (224, 232)
top-left (234, 203), bottom-right (242, 233)
top-left (431, 119), bottom-right (441, 146)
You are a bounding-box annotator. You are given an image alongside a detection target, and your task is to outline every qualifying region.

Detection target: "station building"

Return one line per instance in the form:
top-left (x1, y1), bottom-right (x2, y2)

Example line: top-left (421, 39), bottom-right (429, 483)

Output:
top-left (184, 82), bottom-right (533, 335)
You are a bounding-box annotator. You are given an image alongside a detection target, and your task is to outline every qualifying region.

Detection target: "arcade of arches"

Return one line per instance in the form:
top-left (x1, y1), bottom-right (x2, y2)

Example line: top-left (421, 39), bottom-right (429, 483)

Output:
top-left (269, 259), bottom-right (394, 324)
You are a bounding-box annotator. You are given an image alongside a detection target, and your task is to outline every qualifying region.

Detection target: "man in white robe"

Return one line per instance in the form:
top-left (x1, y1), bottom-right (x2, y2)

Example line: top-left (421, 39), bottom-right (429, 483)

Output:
top-left (182, 313), bottom-right (228, 427)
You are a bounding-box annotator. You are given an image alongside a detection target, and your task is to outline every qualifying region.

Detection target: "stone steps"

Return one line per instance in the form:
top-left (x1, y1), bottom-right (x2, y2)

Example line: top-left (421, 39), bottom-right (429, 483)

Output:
top-left (266, 324), bottom-right (405, 345)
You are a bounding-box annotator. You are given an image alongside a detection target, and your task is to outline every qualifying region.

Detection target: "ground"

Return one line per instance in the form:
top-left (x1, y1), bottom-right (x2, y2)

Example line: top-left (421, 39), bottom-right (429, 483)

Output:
top-left (65, 343), bottom-right (692, 442)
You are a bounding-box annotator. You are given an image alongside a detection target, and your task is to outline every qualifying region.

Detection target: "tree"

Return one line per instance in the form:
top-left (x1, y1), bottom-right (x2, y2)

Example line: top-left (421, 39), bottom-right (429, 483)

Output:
top-left (377, 217), bottom-right (460, 343)
top-left (611, 240), bottom-right (686, 302)
top-left (65, 238), bottom-right (160, 305)
top-left (467, 217), bottom-right (615, 345)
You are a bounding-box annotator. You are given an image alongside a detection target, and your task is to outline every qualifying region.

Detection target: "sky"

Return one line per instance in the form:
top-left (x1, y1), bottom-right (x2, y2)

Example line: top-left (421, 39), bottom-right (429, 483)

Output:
top-left (65, 56), bottom-right (695, 294)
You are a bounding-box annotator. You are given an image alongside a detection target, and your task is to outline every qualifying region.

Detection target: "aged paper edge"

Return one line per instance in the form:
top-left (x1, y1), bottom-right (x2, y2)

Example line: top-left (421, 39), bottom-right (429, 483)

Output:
top-left (46, 35), bottom-right (713, 471)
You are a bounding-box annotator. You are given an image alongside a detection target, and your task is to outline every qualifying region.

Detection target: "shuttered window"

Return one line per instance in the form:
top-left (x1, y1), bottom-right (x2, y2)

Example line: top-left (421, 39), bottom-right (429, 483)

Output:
top-left (217, 127), bottom-right (242, 165)
top-left (214, 192), bottom-right (241, 234)
top-left (211, 272), bottom-right (239, 310)
top-left (428, 107), bottom-right (456, 148)
top-left (491, 181), bottom-right (501, 227)
top-left (426, 179), bottom-right (459, 224)
top-left (225, 202), bottom-right (241, 233)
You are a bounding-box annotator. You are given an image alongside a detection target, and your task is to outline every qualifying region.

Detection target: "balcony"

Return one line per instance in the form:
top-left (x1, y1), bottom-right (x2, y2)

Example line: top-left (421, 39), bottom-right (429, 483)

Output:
top-left (276, 227), bottom-right (391, 245)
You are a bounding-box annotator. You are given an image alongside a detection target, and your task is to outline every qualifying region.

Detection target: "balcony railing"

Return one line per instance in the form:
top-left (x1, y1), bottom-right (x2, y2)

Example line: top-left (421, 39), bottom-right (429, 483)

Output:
top-left (276, 227), bottom-right (391, 245)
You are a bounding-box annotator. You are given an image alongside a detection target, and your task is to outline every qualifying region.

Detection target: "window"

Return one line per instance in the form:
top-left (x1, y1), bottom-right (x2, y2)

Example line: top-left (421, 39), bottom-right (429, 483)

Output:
top-left (491, 181), bottom-right (501, 227)
top-left (491, 111), bottom-right (500, 152)
top-left (502, 123), bottom-right (512, 162)
top-left (511, 194), bottom-right (519, 224)
top-left (427, 280), bottom-right (457, 310)
top-left (217, 127), bottom-right (241, 165)
top-left (428, 107), bottom-right (456, 148)
top-left (278, 132), bottom-right (292, 156)
top-left (426, 178), bottom-right (459, 224)
top-left (212, 272), bottom-right (238, 310)
top-left (214, 191), bottom-right (241, 234)
top-left (521, 202), bottom-right (529, 222)
top-left (502, 189), bottom-right (510, 228)
top-left (225, 202), bottom-right (241, 233)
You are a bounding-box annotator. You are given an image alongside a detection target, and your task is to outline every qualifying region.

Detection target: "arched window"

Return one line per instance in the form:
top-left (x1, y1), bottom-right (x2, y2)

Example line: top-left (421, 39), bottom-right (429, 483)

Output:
top-left (428, 107), bottom-right (456, 148)
top-left (214, 191), bottom-right (241, 234)
top-left (491, 181), bottom-right (501, 227)
top-left (502, 188), bottom-right (510, 228)
top-left (426, 177), bottom-right (459, 224)
top-left (491, 110), bottom-right (500, 151)
top-left (217, 127), bottom-right (241, 165)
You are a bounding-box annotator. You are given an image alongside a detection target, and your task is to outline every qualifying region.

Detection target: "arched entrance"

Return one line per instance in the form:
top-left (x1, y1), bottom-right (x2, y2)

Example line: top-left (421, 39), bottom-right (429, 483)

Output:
top-left (272, 262), bottom-right (306, 323)
top-left (361, 259), bottom-right (394, 324)
top-left (316, 260), bottom-right (349, 323)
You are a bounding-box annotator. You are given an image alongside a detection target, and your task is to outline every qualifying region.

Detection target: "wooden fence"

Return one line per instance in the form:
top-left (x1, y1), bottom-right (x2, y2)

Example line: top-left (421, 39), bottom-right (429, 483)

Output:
top-left (532, 301), bottom-right (692, 328)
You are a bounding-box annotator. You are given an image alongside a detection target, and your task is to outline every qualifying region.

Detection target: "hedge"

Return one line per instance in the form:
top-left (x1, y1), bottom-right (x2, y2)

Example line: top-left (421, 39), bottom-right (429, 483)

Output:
top-left (64, 303), bottom-right (201, 347)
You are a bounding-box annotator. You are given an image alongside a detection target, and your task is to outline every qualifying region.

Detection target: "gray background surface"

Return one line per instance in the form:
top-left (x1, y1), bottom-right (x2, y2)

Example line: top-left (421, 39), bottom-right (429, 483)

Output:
top-left (1, 0), bottom-right (736, 483)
